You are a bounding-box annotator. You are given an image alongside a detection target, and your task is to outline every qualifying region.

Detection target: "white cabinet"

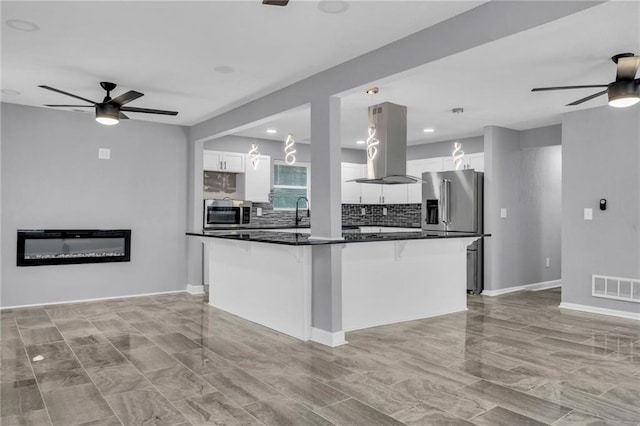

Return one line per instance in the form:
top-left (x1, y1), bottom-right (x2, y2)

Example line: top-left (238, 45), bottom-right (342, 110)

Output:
top-left (241, 154), bottom-right (271, 202)
top-left (203, 150), bottom-right (223, 171)
top-left (441, 153), bottom-right (484, 172)
top-left (361, 183), bottom-right (382, 204)
top-left (466, 153), bottom-right (484, 172)
top-left (360, 185), bottom-right (408, 204)
top-left (203, 150), bottom-right (245, 172)
top-left (407, 158), bottom-right (443, 203)
top-left (341, 163), bottom-right (365, 204)
top-left (382, 185), bottom-right (408, 204)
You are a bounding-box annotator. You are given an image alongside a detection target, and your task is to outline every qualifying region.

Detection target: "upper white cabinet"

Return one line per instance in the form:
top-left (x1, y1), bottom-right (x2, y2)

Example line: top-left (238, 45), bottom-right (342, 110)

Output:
top-left (203, 150), bottom-right (223, 171)
top-left (381, 185), bottom-right (408, 204)
top-left (341, 163), bottom-right (365, 204)
top-left (240, 154), bottom-right (271, 202)
top-left (407, 158), bottom-right (443, 203)
top-left (441, 153), bottom-right (484, 172)
top-left (340, 154), bottom-right (483, 205)
top-left (203, 150), bottom-right (245, 172)
top-left (466, 153), bottom-right (484, 172)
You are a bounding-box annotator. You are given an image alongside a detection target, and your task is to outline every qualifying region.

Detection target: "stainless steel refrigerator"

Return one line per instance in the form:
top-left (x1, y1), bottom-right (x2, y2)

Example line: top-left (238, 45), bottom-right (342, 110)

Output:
top-left (421, 169), bottom-right (484, 294)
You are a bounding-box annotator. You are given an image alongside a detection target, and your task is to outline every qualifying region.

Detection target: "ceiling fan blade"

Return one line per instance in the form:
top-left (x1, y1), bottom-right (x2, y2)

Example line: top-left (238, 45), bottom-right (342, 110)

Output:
top-left (119, 112), bottom-right (130, 120)
top-left (120, 106), bottom-right (178, 116)
top-left (566, 89), bottom-right (608, 106)
top-left (616, 56), bottom-right (640, 80)
top-left (38, 85), bottom-right (96, 104)
top-left (109, 90), bottom-right (143, 106)
top-left (44, 104), bottom-right (94, 107)
top-left (532, 84), bottom-right (608, 92)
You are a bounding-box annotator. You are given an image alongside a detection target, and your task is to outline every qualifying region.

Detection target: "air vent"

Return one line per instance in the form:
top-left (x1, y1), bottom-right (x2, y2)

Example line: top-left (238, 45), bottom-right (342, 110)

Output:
top-left (592, 274), bottom-right (640, 303)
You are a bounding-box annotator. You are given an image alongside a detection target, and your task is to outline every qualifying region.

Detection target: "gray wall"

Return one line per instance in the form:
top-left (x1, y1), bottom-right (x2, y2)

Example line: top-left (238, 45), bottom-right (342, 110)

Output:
top-left (407, 136), bottom-right (484, 160)
top-left (562, 105), bottom-right (640, 313)
top-left (206, 134), bottom-right (484, 163)
top-left (1, 103), bottom-right (189, 307)
top-left (484, 124), bottom-right (562, 291)
top-left (204, 135), bottom-right (366, 164)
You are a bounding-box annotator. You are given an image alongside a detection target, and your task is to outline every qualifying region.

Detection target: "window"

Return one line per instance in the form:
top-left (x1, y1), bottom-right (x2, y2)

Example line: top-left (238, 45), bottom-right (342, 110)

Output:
top-left (272, 161), bottom-right (310, 210)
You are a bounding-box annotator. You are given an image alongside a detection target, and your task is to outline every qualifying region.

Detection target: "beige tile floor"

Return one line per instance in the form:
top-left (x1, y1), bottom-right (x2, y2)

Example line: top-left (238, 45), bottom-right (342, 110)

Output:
top-left (1, 287), bottom-right (639, 425)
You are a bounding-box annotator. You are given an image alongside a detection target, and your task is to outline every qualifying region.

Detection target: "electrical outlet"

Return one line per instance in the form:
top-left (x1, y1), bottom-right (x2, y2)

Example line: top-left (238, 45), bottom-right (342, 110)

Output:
top-left (361, 208), bottom-right (366, 216)
top-left (545, 258), bottom-right (550, 268)
top-left (257, 207), bottom-right (262, 217)
top-left (500, 208), bottom-right (507, 218)
top-left (383, 207), bottom-right (388, 216)
top-left (584, 208), bottom-right (593, 220)
top-left (98, 148), bottom-right (111, 160)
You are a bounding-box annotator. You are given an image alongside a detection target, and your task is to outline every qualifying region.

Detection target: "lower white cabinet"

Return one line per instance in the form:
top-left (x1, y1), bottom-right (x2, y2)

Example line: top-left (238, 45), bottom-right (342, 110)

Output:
top-left (239, 154), bottom-right (271, 202)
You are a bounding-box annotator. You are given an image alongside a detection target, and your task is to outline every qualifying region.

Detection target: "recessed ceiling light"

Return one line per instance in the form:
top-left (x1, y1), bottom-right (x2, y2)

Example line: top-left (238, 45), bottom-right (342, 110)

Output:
top-left (423, 128), bottom-right (435, 133)
top-left (6, 19), bottom-right (39, 32)
top-left (1, 89), bottom-right (20, 95)
top-left (266, 129), bottom-right (277, 134)
top-left (356, 140), bottom-right (365, 144)
top-left (318, 1), bottom-right (349, 14)
top-left (214, 65), bottom-right (235, 74)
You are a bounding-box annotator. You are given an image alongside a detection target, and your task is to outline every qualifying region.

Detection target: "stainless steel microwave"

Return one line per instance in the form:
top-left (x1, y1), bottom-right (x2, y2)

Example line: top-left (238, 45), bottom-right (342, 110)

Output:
top-left (203, 200), bottom-right (252, 229)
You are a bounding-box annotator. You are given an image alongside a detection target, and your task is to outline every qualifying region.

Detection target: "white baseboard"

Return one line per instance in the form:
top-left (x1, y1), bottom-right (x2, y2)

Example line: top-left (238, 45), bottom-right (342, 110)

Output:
top-left (186, 284), bottom-right (205, 295)
top-left (310, 327), bottom-right (348, 347)
top-left (559, 302), bottom-right (640, 321)
top-left (482, 280), bottom-right (561, 297)
top-left (0, 289), bottom-right (187, 310)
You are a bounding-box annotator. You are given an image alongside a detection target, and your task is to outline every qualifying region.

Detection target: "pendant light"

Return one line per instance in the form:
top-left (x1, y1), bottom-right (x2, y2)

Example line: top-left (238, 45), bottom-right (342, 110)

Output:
top-left (451, 107), bottom-right (465, 170)
top-left (284, 133), bottom-right (296, 165)
top-left (366, 87), bottom-right (380, 161)
top-left (248, 143), bottom-right (261, 170)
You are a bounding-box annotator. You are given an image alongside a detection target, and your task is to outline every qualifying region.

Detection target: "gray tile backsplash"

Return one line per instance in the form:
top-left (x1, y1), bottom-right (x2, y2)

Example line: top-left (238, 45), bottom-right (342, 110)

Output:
top-left (249, 203), bottom-right (421, 228)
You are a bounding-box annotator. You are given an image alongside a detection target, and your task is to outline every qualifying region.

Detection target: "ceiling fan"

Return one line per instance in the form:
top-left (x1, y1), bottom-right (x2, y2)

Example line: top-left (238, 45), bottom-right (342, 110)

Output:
top-left (39, 82), bottom-right (178, 126)
top-left (532, 53), bottom-right (640, 108)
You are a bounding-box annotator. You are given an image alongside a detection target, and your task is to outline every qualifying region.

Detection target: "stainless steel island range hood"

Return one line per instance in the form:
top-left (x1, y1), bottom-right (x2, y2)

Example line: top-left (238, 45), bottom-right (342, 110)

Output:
top-left (353, 102), bottom-right (420, 185)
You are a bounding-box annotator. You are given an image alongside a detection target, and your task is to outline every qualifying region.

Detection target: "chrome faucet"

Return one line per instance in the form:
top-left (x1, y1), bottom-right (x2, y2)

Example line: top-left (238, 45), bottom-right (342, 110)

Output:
top-left (295, 196), bottom-right (310, 227)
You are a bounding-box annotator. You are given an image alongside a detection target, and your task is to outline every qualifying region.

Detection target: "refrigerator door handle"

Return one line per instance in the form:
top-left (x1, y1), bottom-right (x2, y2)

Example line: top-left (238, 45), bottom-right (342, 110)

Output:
top-left (441, 179), bottom-right (451, 227)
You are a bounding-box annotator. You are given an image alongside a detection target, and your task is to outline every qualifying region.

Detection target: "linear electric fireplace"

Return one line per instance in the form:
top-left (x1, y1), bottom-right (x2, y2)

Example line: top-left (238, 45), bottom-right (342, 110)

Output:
top-left (17, 229), bottom-right (131, 266)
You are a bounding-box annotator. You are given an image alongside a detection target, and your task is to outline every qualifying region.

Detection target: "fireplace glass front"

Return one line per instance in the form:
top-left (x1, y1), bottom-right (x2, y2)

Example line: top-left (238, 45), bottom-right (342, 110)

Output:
top-left (17, 230), bottom-right (131, 266)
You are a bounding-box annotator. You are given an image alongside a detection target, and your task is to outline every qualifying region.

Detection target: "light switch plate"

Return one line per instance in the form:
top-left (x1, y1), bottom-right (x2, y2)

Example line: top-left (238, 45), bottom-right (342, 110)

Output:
top-left (500, 208), bottom-right (507, 218)
top-left (98, 148), bottom-right (111, 160)
top-left (584, 208), bottom-right (593, 220)
top-left (256, 207), bottom-right (262, 217)
top-left (383, 207), bottom-right (388, 216)
top-left (361, 208), bottom-right (366, 216)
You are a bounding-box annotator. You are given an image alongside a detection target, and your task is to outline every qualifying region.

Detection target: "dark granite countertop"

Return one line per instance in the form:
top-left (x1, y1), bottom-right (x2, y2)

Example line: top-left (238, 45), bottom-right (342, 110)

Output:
top-left (187, 229), bottom-right (487, 246)
top-left (202, 224), bottom-right (420, 231)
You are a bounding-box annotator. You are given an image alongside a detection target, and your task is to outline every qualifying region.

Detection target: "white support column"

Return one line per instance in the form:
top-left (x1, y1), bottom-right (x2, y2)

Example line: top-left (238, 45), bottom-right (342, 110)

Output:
top-left (309, 96), bottom-right (346, 346)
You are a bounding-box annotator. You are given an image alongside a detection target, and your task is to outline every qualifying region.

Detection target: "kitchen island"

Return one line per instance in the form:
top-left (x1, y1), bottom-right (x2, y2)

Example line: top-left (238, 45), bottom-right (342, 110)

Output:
top-left (189, 228), bottom-right (484, 346)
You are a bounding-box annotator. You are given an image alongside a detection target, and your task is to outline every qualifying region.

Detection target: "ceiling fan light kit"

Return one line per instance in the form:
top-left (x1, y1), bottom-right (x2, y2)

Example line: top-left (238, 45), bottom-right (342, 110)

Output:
top-left (95, 103), bottom-right (120, 125)
top-left (608, 80), bottom-right (640, 108)
top-left (39, 81), bottom-right (178, 126)
top-left (532, 52), bottom-right (640, 108)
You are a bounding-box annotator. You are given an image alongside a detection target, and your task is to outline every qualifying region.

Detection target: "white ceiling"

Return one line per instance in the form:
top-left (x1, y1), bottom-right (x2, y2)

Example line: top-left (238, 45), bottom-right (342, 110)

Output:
top-left (233, 1), bottom-right (640, 148)
top-left (3, 1), bottom-right (638, 147)
top-left (1, 0), bottom-right (483, 126)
